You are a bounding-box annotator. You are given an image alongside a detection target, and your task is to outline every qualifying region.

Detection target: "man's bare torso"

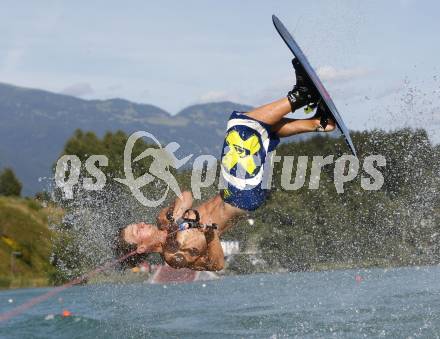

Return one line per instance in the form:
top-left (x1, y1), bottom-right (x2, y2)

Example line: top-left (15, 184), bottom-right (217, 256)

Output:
top-left (157, 192), bottom-right (245, 270)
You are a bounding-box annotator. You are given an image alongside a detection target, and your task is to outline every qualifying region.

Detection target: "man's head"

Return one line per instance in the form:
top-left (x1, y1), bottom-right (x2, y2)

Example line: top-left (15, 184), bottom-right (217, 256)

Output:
top-left (119, 222), bottom-right (163, 254)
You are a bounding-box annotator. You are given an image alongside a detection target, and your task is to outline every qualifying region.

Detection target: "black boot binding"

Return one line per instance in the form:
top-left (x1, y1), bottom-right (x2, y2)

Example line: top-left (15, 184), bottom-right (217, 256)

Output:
top-left (287, 58), bottom-right (319, 111)
top-left (287, 58), bottom-right (330, 131)
top-left (313, 102), bottom-right (330, 132)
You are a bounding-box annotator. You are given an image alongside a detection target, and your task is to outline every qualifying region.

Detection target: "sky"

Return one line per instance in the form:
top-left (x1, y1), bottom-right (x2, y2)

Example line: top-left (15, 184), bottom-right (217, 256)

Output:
top-left (0, 0), bottom-right (439, 142)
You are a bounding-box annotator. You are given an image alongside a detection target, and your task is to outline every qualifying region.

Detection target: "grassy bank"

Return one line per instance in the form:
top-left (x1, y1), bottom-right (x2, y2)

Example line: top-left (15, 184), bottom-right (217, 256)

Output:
top-left (0, 197), bottom-right (63, 289)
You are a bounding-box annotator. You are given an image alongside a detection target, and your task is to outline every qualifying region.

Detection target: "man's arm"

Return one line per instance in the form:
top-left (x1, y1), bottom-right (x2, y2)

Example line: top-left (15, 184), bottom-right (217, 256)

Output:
top-left (188, 230), bottom-right (224, 271)
top-left (172, 191), bottom-right (193, 220)
top-left (157, 191), bottom-right (193, 226)
top-left (164, 230), bottom-right (224, 271)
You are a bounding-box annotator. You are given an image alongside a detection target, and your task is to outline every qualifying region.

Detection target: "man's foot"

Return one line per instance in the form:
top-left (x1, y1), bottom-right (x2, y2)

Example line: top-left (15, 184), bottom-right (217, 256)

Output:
top-left (312, 117), bottom-right (336, 132)
top-left (287, 58), bottom-right (319, 111)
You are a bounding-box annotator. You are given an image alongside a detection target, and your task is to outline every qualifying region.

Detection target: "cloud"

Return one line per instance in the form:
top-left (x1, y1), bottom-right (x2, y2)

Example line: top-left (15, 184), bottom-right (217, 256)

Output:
top-left (61, 82), bottom-right (94, 97)
top-left (106, 84), bottom-right (123, 92)
top-left (317, 65), bottom-right (371, 82)
top-left (139, 89), bottom-right (150, 98)
top-left (2, 48), bottom-right (25, 73)
top-left (374, 82), bottom-right (404, 99)
top-left (198, 90), bottom-right (244, 103)
top-left (399, 0), bottom-right (415, 8)
top-left (197, 66), bottom-right (373, 108)
top-left (199, 91), bottom-right (230, 102)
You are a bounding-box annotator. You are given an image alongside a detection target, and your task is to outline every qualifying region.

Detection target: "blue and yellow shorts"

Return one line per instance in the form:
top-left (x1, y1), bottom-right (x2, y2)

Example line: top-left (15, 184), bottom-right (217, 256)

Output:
top-left (220, 111), bottom-right (280, 211)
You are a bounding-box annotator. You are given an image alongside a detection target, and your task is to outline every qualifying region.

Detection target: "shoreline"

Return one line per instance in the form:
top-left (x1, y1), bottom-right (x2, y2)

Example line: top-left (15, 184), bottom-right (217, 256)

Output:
top-left (1, 259), bottom-right (439, 291)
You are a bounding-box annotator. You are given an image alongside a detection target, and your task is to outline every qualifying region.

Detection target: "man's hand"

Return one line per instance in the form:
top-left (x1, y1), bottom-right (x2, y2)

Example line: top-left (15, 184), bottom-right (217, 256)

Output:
top-left (156, 207), bottom-right (172, 227)
top-left (156, 191), bottom-right (193, 228)
top-left (198, 225), bottom-right (216, 242)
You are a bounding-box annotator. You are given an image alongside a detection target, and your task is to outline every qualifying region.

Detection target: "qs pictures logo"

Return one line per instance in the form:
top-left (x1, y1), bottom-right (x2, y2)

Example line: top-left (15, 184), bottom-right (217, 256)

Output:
top-left (55, 131), bottom-right (193, 207)
top-left (55, 131), bottom-right (387, 207)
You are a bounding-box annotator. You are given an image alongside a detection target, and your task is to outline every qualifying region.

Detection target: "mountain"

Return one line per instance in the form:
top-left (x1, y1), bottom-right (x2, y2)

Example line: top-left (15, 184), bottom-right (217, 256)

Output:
top-left (0, 83), bottom-right (252, 195)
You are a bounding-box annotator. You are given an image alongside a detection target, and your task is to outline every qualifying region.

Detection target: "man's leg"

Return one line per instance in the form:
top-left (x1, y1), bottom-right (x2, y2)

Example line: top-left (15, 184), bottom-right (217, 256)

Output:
top-left (245, 97), bottom-right (298, 125)
top-left (245, 97), bottom-right (336, 137)
top-left (247, 58), bottom-right (322, 126)
top-left (273, 116), bottom-right (335, 137)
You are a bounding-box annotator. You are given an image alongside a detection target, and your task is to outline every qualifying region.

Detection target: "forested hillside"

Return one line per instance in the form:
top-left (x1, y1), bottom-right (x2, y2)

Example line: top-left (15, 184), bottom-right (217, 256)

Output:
top-left (50, 128), bottom-right (440, 278)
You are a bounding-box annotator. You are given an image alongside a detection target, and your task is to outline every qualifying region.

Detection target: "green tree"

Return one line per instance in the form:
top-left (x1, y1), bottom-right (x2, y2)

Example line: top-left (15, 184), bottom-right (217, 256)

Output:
top-left (251, 128), bottom-right (440, 271)
top-left (51, 127), bottom-right (440, 276)
top-left (0, 168), bottom-right (22, 197)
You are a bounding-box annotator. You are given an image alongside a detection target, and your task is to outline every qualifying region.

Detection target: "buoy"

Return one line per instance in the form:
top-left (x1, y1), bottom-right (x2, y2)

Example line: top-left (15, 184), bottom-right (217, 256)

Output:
top-left (62, 309), bottom-right (72, 317)
top-left (45, 314), bottom-right (55, 321)
top-left (355, 274), bottom-right (363, 283)
top-left (8, 299), bottom-right (13, 303)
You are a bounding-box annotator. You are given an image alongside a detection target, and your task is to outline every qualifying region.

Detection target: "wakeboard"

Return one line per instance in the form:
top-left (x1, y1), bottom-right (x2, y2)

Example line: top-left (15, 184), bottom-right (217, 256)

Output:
top-left (272, 15), bottom-right (357, 156)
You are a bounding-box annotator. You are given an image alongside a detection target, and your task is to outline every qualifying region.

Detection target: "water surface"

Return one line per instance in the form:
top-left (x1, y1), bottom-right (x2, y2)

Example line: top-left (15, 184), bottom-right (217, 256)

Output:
top-left (1, 266), bottom-right (439, 338)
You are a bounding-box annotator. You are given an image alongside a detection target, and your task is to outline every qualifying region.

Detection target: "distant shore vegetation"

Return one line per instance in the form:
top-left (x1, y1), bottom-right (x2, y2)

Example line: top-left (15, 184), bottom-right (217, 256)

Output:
top-left (0, 127), bottom-right (439, 288)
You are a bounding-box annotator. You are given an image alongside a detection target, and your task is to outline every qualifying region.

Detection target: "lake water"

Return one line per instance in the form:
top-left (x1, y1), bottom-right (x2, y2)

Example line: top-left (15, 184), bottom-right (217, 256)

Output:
top-left (1, 266), bottom-right (440, 338)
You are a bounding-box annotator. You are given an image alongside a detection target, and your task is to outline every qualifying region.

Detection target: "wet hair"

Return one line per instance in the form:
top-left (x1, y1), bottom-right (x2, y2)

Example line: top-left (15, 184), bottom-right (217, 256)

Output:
top-left (112, 227), bottom-right (149, 269)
